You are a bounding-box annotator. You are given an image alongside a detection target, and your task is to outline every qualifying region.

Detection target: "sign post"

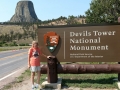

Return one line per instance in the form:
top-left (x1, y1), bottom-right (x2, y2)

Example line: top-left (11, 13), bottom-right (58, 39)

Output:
top-left (47, 56), bottom-right (58, 83)
top-left (118, 62), bottom-right (120, 81)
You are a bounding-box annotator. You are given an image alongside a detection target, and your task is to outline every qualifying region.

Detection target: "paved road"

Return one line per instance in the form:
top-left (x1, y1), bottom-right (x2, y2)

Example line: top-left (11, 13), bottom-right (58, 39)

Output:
top-left (0, 49), bottom-right (28, 80)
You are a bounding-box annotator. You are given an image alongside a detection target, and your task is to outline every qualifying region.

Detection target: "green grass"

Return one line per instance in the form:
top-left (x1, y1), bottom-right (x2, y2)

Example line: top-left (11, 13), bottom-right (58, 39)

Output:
top-left (1, 68), bottom-right (118, 90)
top-left (15, 69), bottom-right (31, 83)
top-left (0, 46), bottom-right (30, 51)
top-left (59, 74), bottom-right (118, 89)
top-left (39, 74), bottom-right (118, 89)
top-left (33, 62), bottom-right (119, 89)
top-left (2, 85), bottom-right (12, 90)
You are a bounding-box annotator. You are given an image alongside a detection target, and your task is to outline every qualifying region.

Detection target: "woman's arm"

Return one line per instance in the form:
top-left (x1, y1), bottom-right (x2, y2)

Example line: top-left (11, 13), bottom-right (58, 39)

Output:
top-left (40, 53), bottom-right (47, 57)
top-left (39, 48), bottom-right (50, 58)
top-left (28, 54), bottom-right (31, 68)
top-left (28, 48), bottom-right (32, 68)
top-left (40, 53), bottom-right (51, 59)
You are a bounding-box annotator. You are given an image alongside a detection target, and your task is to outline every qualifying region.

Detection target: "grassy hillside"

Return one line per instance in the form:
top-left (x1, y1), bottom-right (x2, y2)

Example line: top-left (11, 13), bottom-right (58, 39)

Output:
top-left (0, 25), bottom-right (24, 34)
top-left (0, 24), bottom-right (37, 46)
top-left (0, 16), bottom-right (86, 45)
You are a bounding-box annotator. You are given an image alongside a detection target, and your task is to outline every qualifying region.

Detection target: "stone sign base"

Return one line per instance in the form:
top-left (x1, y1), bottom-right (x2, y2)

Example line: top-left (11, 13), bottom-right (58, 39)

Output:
top-left (41, 78), bottom-right (62, 90)
top-left (117, 82), bottom-right (120, 89)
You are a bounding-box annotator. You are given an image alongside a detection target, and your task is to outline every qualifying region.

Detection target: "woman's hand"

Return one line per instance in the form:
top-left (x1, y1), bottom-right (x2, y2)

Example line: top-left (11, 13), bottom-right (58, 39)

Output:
top-left (28, 64), bottom-right (31, 68)
top-left (47, 56), bottom-right (51, 59)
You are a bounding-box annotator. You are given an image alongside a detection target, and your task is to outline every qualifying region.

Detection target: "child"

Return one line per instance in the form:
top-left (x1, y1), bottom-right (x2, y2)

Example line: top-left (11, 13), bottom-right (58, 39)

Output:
top-left (28, 41), bottom-right (50, 89)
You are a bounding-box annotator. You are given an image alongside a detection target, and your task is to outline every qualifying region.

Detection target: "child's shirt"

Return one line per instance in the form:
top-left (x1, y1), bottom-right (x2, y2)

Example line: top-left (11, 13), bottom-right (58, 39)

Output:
top-left (28, 47), bottom-right (42, 66)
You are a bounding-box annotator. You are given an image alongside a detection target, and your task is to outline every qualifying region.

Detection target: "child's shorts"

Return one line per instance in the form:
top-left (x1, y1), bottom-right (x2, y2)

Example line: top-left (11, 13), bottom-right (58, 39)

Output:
top-left (30, 66), bottom-right (41, 72)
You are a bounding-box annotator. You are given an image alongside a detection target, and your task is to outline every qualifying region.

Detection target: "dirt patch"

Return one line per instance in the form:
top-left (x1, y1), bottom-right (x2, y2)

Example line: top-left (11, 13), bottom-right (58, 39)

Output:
top-left (7, 78), bottom-right (31, 90)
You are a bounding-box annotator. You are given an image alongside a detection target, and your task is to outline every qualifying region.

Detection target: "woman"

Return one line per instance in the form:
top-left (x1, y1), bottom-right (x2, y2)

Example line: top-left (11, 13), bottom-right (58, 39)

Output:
top-left (28, 41), bottom-right (50, 89)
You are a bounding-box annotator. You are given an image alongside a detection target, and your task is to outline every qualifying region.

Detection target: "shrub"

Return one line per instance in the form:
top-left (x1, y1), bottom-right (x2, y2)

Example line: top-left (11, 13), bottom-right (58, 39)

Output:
top-left (19, 43), bottom-right (26, 46)
top-left (0, 44), bottom-right (2, 47)
top-left (25, 43), bottom-right (29, 46)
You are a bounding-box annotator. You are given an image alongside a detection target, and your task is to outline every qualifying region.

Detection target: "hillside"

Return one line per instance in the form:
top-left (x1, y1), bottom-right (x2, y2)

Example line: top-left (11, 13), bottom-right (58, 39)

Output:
top-left (0, 25), bottom-right (24, 34)
top-left (0, 24), bottom-right (37, 45)
top-left (0, 16), bottom-right (86, 45)
top-left (40, 16), bottom-right (86, 26)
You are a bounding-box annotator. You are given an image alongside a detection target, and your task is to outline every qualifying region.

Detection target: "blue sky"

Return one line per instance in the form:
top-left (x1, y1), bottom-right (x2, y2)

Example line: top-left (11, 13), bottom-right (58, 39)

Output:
top-left (0, 0), bottom-right (91, 22)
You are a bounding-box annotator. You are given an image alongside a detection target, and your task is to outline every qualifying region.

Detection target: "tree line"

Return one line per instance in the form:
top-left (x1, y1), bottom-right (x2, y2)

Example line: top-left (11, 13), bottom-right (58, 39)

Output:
top-left (85, 0), bottom-right (120, 23)
top-left (0, 15), bottom-right (86, 25)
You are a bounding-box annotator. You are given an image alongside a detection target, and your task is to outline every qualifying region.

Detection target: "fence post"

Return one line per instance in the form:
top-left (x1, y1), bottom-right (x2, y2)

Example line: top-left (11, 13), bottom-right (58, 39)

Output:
top-left (117, 17), bottom-right (120, 81)
top-left (118, 62), bottom-right (120, 81)
top-left (47, 56), bottom-right (58, 83)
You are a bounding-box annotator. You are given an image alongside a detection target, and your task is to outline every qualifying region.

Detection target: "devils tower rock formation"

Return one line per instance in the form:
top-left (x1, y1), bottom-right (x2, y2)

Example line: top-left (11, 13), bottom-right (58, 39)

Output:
top-left (10, 0), bottom-right (38, 22)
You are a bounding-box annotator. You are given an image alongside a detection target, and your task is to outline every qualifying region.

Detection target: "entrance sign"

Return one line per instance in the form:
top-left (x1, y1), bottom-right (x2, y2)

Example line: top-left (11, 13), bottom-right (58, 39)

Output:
top-left (38, 24), bottom-right (120, 62)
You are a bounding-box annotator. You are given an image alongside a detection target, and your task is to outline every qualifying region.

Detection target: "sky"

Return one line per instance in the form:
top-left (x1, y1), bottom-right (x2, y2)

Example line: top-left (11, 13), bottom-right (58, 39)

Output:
top-left (0, 0), bottom-right (91, 22)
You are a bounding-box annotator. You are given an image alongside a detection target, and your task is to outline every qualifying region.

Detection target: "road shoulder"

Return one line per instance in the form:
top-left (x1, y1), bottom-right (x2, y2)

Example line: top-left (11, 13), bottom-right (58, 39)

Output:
top-left (0, 66), bottom-right (27, 89)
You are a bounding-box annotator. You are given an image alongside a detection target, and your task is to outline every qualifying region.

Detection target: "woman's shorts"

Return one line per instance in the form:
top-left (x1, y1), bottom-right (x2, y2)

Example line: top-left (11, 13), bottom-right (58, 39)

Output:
top-left (30, 66), bottom-right (41, 72)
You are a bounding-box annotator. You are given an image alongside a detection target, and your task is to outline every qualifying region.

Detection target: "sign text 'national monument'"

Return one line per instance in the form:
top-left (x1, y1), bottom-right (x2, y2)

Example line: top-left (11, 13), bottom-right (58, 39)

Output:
top-left (38, 24), bottom-right (120, 62)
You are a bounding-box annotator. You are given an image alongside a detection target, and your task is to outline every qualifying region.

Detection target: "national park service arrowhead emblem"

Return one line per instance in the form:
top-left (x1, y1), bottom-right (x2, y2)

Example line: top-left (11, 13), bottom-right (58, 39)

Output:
top-left (44, 32), bottom-right (59, 52)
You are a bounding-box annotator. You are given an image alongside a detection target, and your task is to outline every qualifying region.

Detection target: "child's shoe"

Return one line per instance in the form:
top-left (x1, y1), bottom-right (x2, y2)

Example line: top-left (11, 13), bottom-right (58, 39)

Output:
top-left (35, 84), bottom-right (41, 89)
top-left (32, 85), bottom-right (35, 90)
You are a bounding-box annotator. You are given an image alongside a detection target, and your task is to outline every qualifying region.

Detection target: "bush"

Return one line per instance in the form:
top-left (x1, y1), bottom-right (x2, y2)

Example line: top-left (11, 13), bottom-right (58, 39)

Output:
top-left (25, 43), bottom-right (29, 46)
top-left (19, 43), bottom-right (29, 46)
top-left (2, 43), bottom-right (8, 47)
top-left (13, 41), bottom-right (18, 46)
top-left (8, 42), bottom-right (18, 46)
top-left (9, 43), bottom-right (14, 46)
top-left (19, 43), bottom-right (26, 46)
top-left (0, 41), bottom-right (6, 45)
top-left (0, 44), bottom-right (2, 47)
top-left (19, 47), bottom-right (22, 49)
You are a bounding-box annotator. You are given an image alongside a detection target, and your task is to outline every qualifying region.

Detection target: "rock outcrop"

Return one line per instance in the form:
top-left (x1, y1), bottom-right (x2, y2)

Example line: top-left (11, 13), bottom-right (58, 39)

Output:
top-left (10, 0), bottom-right (38, 22)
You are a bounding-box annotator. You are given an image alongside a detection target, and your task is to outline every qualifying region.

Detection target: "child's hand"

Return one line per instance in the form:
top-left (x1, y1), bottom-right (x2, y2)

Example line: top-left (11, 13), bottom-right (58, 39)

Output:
top-left (28, 64), bottom-right (31, 68)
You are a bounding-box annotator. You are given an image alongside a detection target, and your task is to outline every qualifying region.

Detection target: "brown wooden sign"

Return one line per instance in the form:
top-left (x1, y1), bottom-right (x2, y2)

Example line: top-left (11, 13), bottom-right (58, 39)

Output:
top-left (38, 24), bottom-right (120, 62)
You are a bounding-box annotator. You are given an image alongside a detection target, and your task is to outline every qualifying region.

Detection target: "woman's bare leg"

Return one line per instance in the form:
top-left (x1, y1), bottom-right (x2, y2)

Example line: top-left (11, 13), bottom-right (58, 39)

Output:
top-left (37, 71), bottom-right (40, 84)
top-left (31, 72), bottom-right (35, 85)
